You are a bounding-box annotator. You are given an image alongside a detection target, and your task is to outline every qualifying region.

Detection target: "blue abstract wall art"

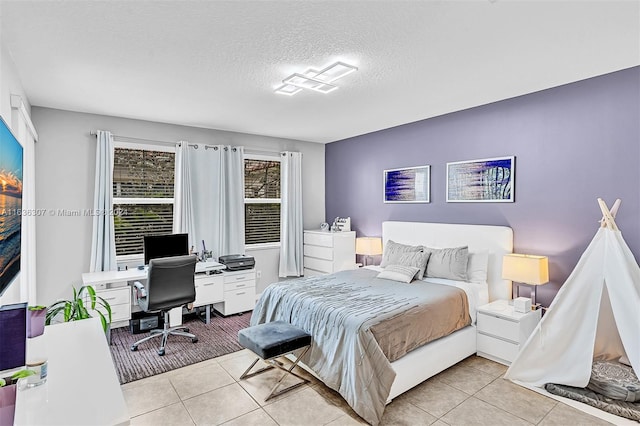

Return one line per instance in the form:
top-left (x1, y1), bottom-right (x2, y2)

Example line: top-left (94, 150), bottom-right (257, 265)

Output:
top-left (384, 165), bottom-right (430, 203)
top-left (447, 156), bottom-right (514, 202)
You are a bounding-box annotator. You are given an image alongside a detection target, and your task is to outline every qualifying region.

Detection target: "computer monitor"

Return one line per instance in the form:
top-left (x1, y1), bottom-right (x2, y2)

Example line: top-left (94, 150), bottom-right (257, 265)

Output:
top-left (143, 233), bottom-right (189, 265)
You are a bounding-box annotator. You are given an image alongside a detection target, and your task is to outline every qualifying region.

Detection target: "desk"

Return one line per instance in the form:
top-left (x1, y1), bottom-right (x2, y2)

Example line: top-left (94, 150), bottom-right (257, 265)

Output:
top-left (14, 318), bottom-right (129, 425)
top-left (81, 262), bottom-right (256, 328)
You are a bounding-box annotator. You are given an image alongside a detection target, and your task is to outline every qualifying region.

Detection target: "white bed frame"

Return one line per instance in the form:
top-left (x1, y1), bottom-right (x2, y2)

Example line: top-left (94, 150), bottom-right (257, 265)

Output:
top-left (294, 221), bottom-right (513, 404)
top-left (384, 221), bottom-right (513, 400)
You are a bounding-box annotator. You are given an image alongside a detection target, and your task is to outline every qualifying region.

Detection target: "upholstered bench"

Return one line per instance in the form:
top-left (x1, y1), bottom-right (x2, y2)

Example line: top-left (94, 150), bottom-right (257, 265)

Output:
top-left (238, 321), bottom-right (312, 401)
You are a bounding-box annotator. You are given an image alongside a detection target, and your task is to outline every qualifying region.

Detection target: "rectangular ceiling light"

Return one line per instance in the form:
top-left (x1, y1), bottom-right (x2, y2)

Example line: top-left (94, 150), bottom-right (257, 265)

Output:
top-left (275, 61), bottom-right (357, 96)
top-left (282, 73), bottom-right (338, 93)
top-left (275, 84), bottom-right (302, 96)
top-left (315, 62), bottom-right (358, 83)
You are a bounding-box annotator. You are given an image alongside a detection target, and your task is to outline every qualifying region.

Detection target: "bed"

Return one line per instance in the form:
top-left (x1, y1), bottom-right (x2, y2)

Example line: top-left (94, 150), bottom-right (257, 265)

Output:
top-left (251, 221), bottom-right (513, 424)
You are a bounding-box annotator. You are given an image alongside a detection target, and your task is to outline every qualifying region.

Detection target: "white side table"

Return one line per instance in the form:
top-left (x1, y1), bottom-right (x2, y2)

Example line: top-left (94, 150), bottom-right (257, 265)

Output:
top-left (476, 300), bottom-right (541, 365)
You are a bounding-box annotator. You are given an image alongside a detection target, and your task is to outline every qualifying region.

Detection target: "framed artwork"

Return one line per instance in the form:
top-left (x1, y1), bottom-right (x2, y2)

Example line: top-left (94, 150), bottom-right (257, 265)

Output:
top-left (383, 165), bottom-right (430, 203)
top-left (446, 156), bottom-right (515, 202)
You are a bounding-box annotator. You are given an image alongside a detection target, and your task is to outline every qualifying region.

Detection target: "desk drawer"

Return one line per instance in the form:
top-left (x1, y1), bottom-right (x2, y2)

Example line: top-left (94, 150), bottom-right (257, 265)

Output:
top-left (194, 277), bottom-right (224, 306)
top-left (477, 312), bottom-right (520, 343)
top-left (304, 232), bottom-right (334, 248)
top-left (224, 279), bottom-right (254, 292)
top-left (224, 288), bottom-right (256, 314)
top-left (224, 271), bottom-right (255, 284)
top-left (304, 244), bottom-right (333, 261)
top-left (94, 302), bottom-right (131, 323)
top-left (94, 286), bottom-right (130, 306)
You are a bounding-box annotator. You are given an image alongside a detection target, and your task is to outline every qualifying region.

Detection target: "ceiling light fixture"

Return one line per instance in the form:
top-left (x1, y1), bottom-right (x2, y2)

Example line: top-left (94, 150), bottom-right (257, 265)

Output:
top-left (275, 61), bottom-right (358, 96)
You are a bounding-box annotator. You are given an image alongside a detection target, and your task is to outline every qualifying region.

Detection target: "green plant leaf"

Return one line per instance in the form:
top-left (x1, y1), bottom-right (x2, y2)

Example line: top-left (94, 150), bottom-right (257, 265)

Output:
top-left (28, 305), bottom-right (47, 311)
top-left (0, 378), bottom-right (6, 387)
top-left (11, 369), bottom-right (35, 380)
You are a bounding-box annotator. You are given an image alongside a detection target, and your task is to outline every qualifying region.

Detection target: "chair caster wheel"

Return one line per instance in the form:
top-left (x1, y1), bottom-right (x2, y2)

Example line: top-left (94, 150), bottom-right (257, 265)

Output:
top-left (130, 345), bottom-right (138, 352)
top-left (158, 349), bottom-right (165, 356)
top-left (192, 337), bottom-right (198, 343)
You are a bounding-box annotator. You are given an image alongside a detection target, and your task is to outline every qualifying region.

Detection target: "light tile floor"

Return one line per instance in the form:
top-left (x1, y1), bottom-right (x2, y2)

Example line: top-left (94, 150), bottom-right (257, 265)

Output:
top-left (121, 350), bottom-right (614, 425)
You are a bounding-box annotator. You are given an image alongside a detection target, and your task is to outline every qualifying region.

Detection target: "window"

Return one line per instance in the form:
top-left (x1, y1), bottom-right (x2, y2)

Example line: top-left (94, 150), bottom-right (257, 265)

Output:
top-left (244, 156), bottom-right (281, 245)
top-left (112, 144), bottom-right (175, 256)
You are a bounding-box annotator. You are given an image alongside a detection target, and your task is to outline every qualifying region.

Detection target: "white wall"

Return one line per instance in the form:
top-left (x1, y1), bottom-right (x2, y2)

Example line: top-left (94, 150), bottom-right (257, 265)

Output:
top-left (0, 40), bottom-right (32, 306)
top-left (31, 107), bottom-right (325, 304)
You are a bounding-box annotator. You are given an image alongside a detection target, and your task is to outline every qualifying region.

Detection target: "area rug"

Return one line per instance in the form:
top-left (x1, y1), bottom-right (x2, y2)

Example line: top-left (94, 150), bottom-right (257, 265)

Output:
top-left (109, 312), bottom-right (251, 384)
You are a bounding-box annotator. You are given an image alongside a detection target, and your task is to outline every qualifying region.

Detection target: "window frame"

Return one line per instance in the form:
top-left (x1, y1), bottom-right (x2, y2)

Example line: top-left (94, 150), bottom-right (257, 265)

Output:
top-left (244, 152), bottom-right (282, 249)
top-left (112, 141), bottom-right (176, 261)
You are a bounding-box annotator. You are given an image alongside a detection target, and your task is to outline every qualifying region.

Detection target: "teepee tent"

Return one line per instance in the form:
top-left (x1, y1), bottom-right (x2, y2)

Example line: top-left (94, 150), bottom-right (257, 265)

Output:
top-left (505, 199), bottom-right (640, 388)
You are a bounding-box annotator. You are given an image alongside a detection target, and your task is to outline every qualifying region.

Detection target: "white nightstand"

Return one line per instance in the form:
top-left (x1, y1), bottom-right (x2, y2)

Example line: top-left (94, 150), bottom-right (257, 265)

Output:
top-left (476, 300), bottom-right (541, 365)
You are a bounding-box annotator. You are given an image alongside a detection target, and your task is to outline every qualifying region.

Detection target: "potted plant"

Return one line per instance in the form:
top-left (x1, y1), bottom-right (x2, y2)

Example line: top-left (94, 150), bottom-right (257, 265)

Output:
top-left (45, 286), bottom-right (112, 334)
top-left (0, 370), bottom-right (35, 425)
top-left (27, 305), bottom-right (47, 338)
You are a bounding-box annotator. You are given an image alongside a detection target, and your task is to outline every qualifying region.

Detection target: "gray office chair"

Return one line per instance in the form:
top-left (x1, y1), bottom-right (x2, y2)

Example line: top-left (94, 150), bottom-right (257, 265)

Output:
top-left (130, 254), bottom-right (198, 356)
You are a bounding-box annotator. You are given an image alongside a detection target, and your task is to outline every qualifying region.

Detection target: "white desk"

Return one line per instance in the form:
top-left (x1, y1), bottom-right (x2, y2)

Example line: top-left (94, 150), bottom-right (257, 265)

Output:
top-left (14, 318), bottom-right (129, 426)
top-left (82, 262), bottom-right (256, 327)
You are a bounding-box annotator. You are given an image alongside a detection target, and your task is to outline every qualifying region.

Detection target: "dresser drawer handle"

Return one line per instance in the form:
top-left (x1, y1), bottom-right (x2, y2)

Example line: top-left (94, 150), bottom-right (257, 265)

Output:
top-left (235, 283), bottom-right (246, 288)
top-left (235, 276), bottom-right (247, 281)
top-left (236, 291), bottom-right (246, 295)
top-left (103, 297), bottom-right (117, 301)
top-left (203, 283), bottom-right (215, 286)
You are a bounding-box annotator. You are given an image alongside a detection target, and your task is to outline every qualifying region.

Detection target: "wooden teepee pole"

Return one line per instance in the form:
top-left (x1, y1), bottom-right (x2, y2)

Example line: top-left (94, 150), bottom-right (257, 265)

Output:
top-left (598, 198), bottom-right (620, 231)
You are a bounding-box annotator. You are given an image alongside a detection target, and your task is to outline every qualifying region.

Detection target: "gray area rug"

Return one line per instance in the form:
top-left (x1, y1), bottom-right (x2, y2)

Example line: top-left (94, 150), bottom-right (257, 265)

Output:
top-left (109, 312), bottom-right (251, 384)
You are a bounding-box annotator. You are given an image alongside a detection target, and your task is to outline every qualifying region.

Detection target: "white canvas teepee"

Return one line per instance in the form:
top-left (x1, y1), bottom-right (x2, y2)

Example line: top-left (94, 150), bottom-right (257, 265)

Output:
top-left (505, 199), bottom-right (640, 388)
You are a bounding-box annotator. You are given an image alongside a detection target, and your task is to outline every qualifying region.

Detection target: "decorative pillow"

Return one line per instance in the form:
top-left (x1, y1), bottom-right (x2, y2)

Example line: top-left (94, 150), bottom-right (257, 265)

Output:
top-left (377, 265), bottom-right (420, 283)
top-left (426, 246), bottom-right (469, 281)
top-left (380, 240), bottom-right (423, 268)
top-left (466, 251), bottom-right (489, 284)
top-left (588, 360), bottom-right (640, 402)
top-left (384, 251), bottom-right (431, 280)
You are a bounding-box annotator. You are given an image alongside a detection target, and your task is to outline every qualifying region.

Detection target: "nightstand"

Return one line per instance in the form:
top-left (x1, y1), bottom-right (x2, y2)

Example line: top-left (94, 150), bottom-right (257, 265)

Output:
top-left (476, 300), bottom-right (541, 365)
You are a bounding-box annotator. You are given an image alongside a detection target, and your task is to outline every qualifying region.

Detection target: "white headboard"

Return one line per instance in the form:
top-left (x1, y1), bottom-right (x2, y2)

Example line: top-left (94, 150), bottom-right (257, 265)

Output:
top-left (382, 221), bottom-right (513, 302)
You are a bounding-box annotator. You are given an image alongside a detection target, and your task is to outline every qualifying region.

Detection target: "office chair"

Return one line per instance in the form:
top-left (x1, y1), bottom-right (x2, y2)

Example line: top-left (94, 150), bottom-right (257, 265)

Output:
top-left (130, 254), bottom-right (198, 356)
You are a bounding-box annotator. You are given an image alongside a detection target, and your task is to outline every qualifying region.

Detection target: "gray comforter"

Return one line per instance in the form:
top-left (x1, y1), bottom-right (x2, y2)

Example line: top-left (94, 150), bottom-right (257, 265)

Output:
top-left (250, 268), bottom-right (471, 425)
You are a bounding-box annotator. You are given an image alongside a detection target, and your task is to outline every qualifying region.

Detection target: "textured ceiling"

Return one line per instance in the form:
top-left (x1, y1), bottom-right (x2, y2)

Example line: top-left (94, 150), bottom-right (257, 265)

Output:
top-left (1, 1), bottom-right (638, 143)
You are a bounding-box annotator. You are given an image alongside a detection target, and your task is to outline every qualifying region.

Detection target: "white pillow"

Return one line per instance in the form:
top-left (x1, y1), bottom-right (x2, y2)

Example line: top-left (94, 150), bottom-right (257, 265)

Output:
top-left (467, 251), bottom-right (489, 284)
top-left (384, 251), bottom-right (431, 280)
top-left (377, 265), bottom-right (420, 283)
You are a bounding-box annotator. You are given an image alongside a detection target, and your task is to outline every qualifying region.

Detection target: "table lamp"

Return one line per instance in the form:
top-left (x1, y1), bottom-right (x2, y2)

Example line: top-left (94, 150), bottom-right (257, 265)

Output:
top-left (356, 237), bottom-right (383, 266)
top-left (502, 253), bottom-right (549, 307)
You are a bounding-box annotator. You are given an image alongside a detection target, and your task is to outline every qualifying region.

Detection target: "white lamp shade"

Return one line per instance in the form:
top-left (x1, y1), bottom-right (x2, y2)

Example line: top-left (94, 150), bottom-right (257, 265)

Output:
top-left (502, 254), bottom-right (549, 285)
top-left (356, 237), bottom-right (383, 256)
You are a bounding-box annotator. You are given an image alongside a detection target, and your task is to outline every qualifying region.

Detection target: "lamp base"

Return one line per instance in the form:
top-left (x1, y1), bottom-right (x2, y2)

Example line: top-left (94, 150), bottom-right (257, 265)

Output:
top-left (512, 283), bottom-right (537, 309)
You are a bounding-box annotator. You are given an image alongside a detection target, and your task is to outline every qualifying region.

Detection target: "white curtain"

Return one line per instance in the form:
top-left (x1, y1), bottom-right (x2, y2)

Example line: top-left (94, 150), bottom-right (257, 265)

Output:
top-left (89, 131), bottom-right (117, 272)
top-left (173, 141), bottom-right (196, 251)
top-left (188, 145), bottom-right (245, 259)
top-left (279, 151), bottom-right (303, 277)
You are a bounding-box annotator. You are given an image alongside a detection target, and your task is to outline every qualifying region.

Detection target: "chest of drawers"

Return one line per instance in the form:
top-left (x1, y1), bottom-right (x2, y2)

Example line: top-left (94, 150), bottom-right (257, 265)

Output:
top-left (303, 230), bottom-right (356, 276)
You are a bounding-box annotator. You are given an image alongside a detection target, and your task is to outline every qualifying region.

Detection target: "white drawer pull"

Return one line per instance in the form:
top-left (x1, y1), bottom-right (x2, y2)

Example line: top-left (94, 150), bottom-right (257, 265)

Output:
top-left (236, 277), bottom-right (246, 281)
top-left (103, 297), bottom-right (117, 301)
top-left (203, 283), bottom-right (215, 286)
top-left (236, 291), bottom-right (246, 295)
top-left (236, 283), bottom-right (246, 288)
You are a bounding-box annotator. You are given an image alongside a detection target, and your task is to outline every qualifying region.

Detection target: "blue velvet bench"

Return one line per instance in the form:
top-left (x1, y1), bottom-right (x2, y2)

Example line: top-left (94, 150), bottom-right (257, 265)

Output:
top-left (238, 321), bottom-right (312, 401)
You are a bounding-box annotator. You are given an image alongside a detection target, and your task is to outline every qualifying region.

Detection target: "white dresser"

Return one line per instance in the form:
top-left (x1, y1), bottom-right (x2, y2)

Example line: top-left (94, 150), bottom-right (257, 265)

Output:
top-left (303, 230), bottom-right (356, 276)
top-left (476, 300), bottom-right (541, 365)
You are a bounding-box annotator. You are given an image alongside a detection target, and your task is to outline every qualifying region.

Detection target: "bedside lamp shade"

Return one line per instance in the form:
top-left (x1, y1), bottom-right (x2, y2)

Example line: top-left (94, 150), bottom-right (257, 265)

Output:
top-left (502, 254), bottom-right (549, 285)
top-left (502, 254), bottom-right (549, 306)
top-left (356, 237), bottom-right (383, 266)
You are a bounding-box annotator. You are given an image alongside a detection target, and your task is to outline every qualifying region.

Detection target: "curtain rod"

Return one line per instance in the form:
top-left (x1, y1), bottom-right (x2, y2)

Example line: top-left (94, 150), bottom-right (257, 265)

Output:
top-left (89, 131), bottom-right (176, 147)
top-left (90, 131), bottom-right (298, 156)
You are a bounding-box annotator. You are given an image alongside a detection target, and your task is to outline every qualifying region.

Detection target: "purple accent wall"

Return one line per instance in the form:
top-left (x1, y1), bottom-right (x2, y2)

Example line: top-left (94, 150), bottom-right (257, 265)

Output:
top-left (325, 67), bottom-right (640, 307)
